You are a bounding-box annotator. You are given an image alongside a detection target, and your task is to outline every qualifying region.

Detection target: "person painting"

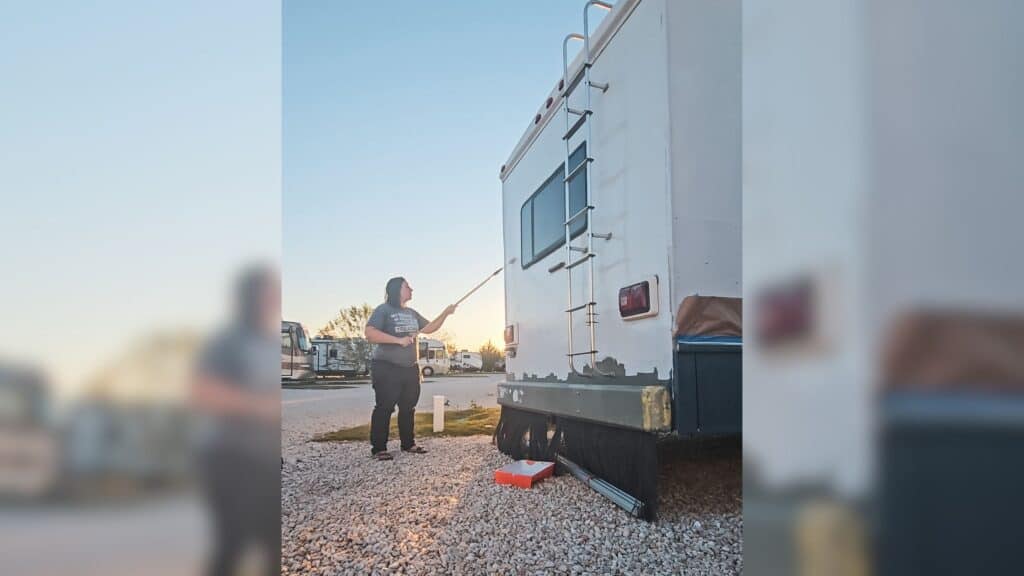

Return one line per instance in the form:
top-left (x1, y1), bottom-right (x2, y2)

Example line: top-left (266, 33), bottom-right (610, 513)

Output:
top-left (365, 276), bottom-right (456, 460)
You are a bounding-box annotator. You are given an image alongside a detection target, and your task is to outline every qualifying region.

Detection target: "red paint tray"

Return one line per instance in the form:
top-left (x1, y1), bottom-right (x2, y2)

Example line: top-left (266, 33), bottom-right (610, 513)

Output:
top-left (494, 460), bottom-right (555, 488)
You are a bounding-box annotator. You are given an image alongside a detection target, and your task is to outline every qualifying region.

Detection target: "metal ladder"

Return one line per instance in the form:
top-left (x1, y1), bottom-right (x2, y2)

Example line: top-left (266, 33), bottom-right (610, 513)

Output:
top-left (561, 0), bottom-right (613, 376)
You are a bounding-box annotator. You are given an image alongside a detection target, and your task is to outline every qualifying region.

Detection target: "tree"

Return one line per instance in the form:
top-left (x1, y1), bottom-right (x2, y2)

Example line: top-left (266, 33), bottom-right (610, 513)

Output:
top-left (479, 340), bottom-right (503, 372)
top-left (318, 304), bottom-right (375, 368)
top-left (433, 331), bottom-right (459, 357)
top-left (318, 303), bottom-right (374, 339)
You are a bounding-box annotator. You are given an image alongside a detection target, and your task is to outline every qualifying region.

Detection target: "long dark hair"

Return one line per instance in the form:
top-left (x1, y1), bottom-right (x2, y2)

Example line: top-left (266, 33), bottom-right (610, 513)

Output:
top-left (385, 276), bottom-right (406, 307)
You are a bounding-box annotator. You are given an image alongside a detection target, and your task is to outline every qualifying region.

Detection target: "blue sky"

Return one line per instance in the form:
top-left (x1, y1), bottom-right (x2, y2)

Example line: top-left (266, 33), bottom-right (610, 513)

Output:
top-left (1, 1), bottom-right (280, 396)
top-left (283, 1), bottom-right (607, 349)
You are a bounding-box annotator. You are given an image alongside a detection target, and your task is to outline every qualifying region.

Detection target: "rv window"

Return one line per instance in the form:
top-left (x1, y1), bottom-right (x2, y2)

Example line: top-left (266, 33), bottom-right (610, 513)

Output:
top-left (329, 348), bottom-right (338, 359)
top-left (521, 202), bottom-right (533, 265)
top-left (520, 142), bottom-right (588, 268)
top-left (532, 170), bottom-right (564, 258)
top-left (281, 333), bottom-right (292, 353)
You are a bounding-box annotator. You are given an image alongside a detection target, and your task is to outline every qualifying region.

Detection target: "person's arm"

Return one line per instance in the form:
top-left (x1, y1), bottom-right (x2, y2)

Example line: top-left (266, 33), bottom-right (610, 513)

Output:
top-left (420, 304), bottom-right (457, 335)
top-left (365, 325), bottom-right (414, 347)
top-left (191, 372), bottom-right (279, 421)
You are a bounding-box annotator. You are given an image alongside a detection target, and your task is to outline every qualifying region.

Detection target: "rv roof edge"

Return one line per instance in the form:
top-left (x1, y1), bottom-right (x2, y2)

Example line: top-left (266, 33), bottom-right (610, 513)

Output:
top-left (499, 0), bottom-right (642, 183)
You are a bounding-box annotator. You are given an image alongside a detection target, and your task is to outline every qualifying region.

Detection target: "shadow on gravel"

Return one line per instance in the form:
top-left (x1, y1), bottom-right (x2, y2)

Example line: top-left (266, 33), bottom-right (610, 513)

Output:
top-left (657, 438), bottom-right (743, 520)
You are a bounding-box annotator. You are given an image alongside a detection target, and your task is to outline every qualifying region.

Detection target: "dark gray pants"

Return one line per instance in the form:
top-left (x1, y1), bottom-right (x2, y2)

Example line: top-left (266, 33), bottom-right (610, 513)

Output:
top-left (370, 360), bottom-right (421, 453)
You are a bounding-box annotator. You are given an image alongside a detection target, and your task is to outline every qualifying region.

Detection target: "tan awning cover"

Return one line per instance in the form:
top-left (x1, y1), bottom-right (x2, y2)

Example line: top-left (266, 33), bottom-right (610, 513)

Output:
top-left (674, 296), bottom-right (742, 338)
top-left (882, 310), bottom-right (1024, 393)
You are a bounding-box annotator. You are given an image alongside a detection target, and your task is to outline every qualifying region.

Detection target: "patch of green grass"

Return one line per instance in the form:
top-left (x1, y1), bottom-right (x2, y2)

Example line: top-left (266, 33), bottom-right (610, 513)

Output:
top-left (313, 407), bottom-right (500, 442)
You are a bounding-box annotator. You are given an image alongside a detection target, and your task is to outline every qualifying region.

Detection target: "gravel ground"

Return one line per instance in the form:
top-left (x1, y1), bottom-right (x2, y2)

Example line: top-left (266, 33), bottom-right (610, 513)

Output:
top-left (282, 434), bottom-right (741, 575)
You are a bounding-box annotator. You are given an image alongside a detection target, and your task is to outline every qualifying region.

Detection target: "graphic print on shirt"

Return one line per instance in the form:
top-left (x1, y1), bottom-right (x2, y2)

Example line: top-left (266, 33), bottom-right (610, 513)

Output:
top-left (391, 312), bottom-right (421, 335)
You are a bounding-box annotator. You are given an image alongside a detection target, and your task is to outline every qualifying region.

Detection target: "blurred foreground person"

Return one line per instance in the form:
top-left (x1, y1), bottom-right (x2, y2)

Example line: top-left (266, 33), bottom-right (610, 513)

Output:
top-left (192, 265), bottom-right (281, 576)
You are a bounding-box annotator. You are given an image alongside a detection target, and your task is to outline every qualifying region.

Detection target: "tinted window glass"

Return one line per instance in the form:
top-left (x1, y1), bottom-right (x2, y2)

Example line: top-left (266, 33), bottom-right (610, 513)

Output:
top-left (521, 201), bottom-right (532, 265)
top-left (532, 170), bottom-right (565, 259)
top-left (519, 142), bottom-right (588, 267)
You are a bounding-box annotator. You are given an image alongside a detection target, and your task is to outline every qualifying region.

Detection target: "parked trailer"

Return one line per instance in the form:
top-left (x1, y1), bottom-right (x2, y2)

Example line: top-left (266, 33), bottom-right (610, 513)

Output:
top-left (417, 338), bottom-right (450, 377)
top-left (451, 350), bottom-right (483, 372)
top-left (281, 321), bottom-right (316, 380)
top-left (495, 0), bottom-right (740, 519)
top-left (312, 337), bottom-right (370, 377)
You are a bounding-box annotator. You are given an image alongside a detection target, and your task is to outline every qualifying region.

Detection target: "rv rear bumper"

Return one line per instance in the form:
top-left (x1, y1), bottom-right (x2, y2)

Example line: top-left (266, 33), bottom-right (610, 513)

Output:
top-left (497, 381), bottom-right (672, 432)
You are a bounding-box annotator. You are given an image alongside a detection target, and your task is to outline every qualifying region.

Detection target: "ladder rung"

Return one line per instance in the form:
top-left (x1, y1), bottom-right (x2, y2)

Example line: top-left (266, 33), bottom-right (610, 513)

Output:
top-left (563, 110), bottom-right (592, 141)
top-left (548, 261), bottom-right (566, 273)
top-left (564, 203), bottom-right (593, 225)
top-left (567, 350), bottom-right (598, 357)
top-left (566, 302), bottom-right (596, 313)
top-left (563, 62), bottom-right (592, 97)
top-left (565, 252), bottom-right (595, 270)
top-left (564, 158), bottom-right (594, 182)
top-left (567, 107), bottom-right (588, 116)
top-left (568, 245), bottom-right (587, 253)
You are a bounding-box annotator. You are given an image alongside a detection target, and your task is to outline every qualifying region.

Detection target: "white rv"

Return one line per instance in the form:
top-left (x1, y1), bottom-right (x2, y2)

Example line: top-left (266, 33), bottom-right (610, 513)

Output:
top-left (496, 0), bottom-right (740, 518)
top-left (451, 350), bottom-right (483, 372)
top-left (417, 338), bottom-right (450, 377)
top-left (281, 321), bottom-right (315, 380)
top-left (312, 337), bottom-right (370, 377)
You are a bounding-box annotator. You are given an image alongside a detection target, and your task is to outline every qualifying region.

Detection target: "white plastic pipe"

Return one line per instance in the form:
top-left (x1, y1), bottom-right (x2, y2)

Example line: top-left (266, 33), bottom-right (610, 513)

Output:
top-left (433, 395), bottom-right (445, 432)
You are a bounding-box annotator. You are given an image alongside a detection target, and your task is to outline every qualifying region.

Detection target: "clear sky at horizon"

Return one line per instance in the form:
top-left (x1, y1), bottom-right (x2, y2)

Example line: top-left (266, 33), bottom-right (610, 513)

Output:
top-left (283, 1), bottom-right (608, 350)
top-left (1, 1), bottom-right (280, 398)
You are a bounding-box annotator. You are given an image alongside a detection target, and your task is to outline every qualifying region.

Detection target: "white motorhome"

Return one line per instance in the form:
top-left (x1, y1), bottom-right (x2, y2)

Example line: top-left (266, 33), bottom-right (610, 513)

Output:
top-left (0, 364), bottom-right (59, 499)
top-left (496, 0), bottom-right (740, 518)
top-left (451, 350), bottom-right (483, 372)
top-left (743, 3), bottom-right (1024, 572)
top-left (281, 321), bottom-right (315, 380)
top-left (417, 338), bottom-right (450, 377)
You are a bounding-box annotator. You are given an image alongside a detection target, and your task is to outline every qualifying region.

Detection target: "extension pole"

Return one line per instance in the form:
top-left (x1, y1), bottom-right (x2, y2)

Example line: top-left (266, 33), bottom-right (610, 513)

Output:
top-left (556, 454), bottom-right (645, 518)
top-left (453, 266), bottom-right (504, 307)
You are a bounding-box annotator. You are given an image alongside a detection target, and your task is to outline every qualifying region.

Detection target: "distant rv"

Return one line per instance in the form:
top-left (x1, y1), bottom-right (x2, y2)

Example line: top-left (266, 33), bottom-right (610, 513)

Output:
top-left (312, 337), bottom-right (370, 377)
top-left (281, 321), bottom-right (315, 380)
top-left (451, 350), bottom-right (483, 372)
top-left (417, 338), bottom-right (450, 377)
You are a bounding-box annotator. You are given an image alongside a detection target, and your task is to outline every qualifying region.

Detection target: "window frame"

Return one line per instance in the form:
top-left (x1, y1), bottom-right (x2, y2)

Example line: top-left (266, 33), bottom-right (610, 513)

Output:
top-left (520, 142), bottom-right (588, 269)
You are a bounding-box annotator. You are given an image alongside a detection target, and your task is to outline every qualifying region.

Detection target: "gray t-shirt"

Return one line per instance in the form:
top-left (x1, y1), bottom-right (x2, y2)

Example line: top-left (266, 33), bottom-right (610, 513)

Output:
top-left (193, 324), bottom-right (280, 463)
top-left (366, 303), bottom-right (429, 367)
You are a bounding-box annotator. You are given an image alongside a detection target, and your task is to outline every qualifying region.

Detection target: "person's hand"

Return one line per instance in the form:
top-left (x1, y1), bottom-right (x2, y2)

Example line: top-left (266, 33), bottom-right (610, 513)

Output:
top-left (444, 304), bottom-right (457, 316)
top-left (397, 335), bottom-right (415, 347)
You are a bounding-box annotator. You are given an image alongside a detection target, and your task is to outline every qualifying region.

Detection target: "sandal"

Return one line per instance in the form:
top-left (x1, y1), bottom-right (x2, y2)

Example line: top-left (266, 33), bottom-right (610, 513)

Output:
top-left (372, 451), bottom-right (394, 461)
top-left (402, 445), bottom-right (428, 454)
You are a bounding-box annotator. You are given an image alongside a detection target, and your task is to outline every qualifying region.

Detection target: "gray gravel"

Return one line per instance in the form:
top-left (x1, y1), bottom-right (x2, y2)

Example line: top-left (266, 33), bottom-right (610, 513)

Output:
top-left (282, 433), bottom-right (741, 575)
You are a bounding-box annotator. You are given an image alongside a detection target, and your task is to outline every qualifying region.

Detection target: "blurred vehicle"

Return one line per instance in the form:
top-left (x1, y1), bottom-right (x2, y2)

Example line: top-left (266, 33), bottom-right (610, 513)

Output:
top-left (496, 0), bottom-right (740, 519)
top-left (63, 401), bottom-right (191, 495)
top-left (417, 338), bottom-right (450, 377)
top-left (312, 337), bottom-right (370, 377)
top-left (743, 1), bottom-right (1023, 573)
top-left (281, 320), bottom-right (315, 380)
top-left (451, 350), bottom-right (483, 372)
top-left (0, 364), bottom-right (59, 499)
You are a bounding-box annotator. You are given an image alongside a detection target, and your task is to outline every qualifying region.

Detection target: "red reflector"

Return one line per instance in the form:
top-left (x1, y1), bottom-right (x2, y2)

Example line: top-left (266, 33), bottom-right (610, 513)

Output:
top-left (619, 282), bottom-right (651, 317)
top-left (756, 277), bottom-right (814, 346)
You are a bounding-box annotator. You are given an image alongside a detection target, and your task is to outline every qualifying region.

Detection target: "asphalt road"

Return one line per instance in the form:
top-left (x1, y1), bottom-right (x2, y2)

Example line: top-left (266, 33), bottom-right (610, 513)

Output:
top-left (0, 495), bottom-right (207, 576)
